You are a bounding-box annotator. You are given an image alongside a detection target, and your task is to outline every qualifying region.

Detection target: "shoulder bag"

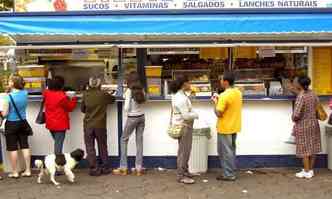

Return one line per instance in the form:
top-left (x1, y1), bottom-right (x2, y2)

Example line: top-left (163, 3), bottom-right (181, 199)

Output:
top-left (35, 99), bottom-right (45, 124)
top-left (316, 102), bottom-right (328, 121)
top-left (8, 94), bottom-right (33, 136)
top-left (167, 105), bottom-right (185, 139)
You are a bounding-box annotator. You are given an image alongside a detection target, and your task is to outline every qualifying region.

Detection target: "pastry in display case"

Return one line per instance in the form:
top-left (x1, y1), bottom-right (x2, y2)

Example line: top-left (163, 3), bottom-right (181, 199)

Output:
top-left (172, 69), bottom-right (212, 97)
top-left (269, 81), bottom-right (283, 96)
top-left (145, 66), bottom-right (162, 97)
top-left (235, 81), bottom-right (266, 96)
top-left (234, 68), bottom-right (275, 81)
top-left (172, 70), bottom-right (210, 83)
top-left (163, 80), bottom-right (212, 98)
top-left (147, 78), bottom-right (162, 97)
top-left (191, 84), bottom-right (212, 97)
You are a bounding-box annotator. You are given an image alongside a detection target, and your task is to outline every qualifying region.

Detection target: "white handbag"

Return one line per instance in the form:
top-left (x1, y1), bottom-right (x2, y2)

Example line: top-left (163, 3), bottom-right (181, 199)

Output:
top-left (167, 106), bottom-right (185, 139)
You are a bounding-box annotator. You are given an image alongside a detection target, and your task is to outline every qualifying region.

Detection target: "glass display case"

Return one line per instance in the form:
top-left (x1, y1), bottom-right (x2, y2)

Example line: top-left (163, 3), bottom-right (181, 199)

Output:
top-left (145, 66), bottom-right (162, 97)
top-left (234, 68), bottom-right (275, 82)
top-left (17, 64), bottom-right (48, 94)
top-left (163, 69), bottom-right (212, 98)
top-left (172, 69), bottom-right (212, 97)
top-left (235, 81), bottom-right (266, 96)
top-left (233, 49), bottom-right (308, 97)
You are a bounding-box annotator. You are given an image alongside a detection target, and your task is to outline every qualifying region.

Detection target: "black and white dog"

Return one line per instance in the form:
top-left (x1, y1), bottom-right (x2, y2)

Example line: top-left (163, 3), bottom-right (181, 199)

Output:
top-left (35, 149), bottom-right (85, 186)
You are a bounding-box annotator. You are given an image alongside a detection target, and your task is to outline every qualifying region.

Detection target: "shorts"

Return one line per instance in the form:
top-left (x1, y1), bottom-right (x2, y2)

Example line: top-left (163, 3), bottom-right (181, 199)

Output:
top-left (4, 120), bottom-right (29, 151)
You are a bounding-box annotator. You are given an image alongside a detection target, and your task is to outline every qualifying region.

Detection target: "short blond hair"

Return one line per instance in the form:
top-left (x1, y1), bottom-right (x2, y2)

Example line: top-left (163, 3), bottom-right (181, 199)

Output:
top-left (10, 74), bottom-right (25, 90)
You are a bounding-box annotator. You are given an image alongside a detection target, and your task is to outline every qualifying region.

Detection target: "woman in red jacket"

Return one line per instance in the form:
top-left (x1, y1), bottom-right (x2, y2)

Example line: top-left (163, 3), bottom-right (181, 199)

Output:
top-left (43, 76), bottom-right (77, 154)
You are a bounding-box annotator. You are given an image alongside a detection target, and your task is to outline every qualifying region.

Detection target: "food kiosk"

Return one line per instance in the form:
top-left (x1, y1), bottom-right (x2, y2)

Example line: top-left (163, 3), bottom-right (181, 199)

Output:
top-left (1, 0), bottom-right (332, 169)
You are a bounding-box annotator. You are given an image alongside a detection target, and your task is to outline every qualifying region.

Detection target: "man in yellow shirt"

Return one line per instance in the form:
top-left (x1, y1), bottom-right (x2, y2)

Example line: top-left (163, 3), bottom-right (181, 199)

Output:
top-left (212, 72), bottom-right (242, 181)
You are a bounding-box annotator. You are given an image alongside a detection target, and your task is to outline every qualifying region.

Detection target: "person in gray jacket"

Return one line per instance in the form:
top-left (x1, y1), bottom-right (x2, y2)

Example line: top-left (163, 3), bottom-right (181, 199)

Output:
top-left (169, 75), bottom-right (199, 184)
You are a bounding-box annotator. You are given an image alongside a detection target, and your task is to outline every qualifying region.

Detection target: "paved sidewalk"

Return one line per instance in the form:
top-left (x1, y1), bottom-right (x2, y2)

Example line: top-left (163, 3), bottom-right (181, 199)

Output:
top-left (0, 168), bottom-right (332, 199)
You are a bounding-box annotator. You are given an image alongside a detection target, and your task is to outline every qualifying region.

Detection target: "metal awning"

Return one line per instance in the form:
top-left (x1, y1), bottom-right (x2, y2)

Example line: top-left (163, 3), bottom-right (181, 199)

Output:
top-left (1, 13), bottom-right (332, 46)
top-left (2, 13), bottom-right (332, 35)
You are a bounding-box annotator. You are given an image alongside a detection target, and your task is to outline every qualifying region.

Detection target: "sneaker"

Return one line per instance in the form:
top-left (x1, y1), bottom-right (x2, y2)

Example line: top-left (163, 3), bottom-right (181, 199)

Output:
top-left (112, 168), bottom-right (128, 176)
top-left (8, 173), bottom-right (20, 179)
top-left (131, 168), bottom-right (144, 176)
top-left (177, 177), bottom-right (195, 184)
top-left (295, 169), bottom-right (305, 178)
top-left (304, 171), bottom-right (314, 179)
top-left (101, 168), bottom-right (112, 175)
top-left (184, 172), bottom-right (195, 178)
top-left (295, 170), bottom-right (313, 179)
top-left (89, 168), bottom-right (102, 176)
top-left (216, 175), bottom-right (237, 181)
top-left (309, 170), bottom-right (315, 177)
top-left (136, 169), bottom-right (144, 176)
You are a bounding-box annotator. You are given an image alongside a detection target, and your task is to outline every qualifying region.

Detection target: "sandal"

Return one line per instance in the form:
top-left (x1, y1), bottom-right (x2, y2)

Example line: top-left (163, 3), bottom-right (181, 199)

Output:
top-left (8, 173), bottom-right (20, 179)
top-left (134, 169), bottom-right (144, 176)
top-left (178, 177), bottom-right (195, 184)
top-left (21, 171), bottom-right (32, 177)
top-left (112, 168), bottom-right (128, 176)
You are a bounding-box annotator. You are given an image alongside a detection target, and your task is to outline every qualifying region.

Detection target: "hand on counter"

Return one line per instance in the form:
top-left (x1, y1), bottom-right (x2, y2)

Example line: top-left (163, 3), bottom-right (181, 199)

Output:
top-left (106, 90), bottom-right (117, 96)
top-left (65, 91), bottom-right (76, 99)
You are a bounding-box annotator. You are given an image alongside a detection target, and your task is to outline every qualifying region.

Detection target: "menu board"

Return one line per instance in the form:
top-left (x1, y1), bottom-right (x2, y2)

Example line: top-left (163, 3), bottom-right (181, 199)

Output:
top-left (15, 0), bottom-right (332, 12)
top-left (312, 47), bottom-right (332, 95)
top-left (233, 47), bottom-right (257, 59)
top-left (200, 48), bottom-right (228, 60)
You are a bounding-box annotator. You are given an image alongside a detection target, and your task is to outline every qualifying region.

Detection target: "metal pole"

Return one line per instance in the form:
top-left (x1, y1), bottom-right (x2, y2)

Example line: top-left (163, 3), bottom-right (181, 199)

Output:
top-left (136, 48), bottom-right (147, 90)
top-left (228, 47), bottom-right (233, 71)
top-left (117, 47), bottom-right (124, 160)
top-left (117, 48), bottom-right (124, 97)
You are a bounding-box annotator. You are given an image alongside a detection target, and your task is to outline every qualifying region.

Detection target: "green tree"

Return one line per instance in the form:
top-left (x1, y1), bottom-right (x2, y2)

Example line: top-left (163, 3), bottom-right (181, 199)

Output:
top-left (0, 69), bottom-right (10, 92)
top-left (0, 0), bottom-right (14, 11)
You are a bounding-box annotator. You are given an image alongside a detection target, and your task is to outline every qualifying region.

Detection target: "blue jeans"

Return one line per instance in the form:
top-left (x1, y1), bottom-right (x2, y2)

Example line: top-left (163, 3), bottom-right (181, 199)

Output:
top-left (50, 131), bottom-right (66, 154)
top-left (217, 133), bottom-right (237, 178)
top-left (120, 115), bottom-right (145, 170)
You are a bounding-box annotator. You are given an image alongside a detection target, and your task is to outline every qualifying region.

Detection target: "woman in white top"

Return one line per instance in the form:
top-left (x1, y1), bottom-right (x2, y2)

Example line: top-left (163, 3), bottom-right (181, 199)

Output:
top-left (113, 71), bottom-right (146, 176)
top-left (170, 75), bottom-right (199, 184)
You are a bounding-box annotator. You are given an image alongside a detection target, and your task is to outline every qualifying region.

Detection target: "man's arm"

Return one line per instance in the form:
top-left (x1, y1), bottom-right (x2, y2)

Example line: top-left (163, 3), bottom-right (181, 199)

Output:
top-left (214, 95), bottom-right (226, 118)
top-left (214, 106), bottom-right (223, 117)
top-left (177, 100), bottom-right (199, 121)
top-left (104, 91), bottom-right (116, 104)
top-left (123, 89), bottom-right (131, 113)
top-left (80, 92), bottom-right (86, 113)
